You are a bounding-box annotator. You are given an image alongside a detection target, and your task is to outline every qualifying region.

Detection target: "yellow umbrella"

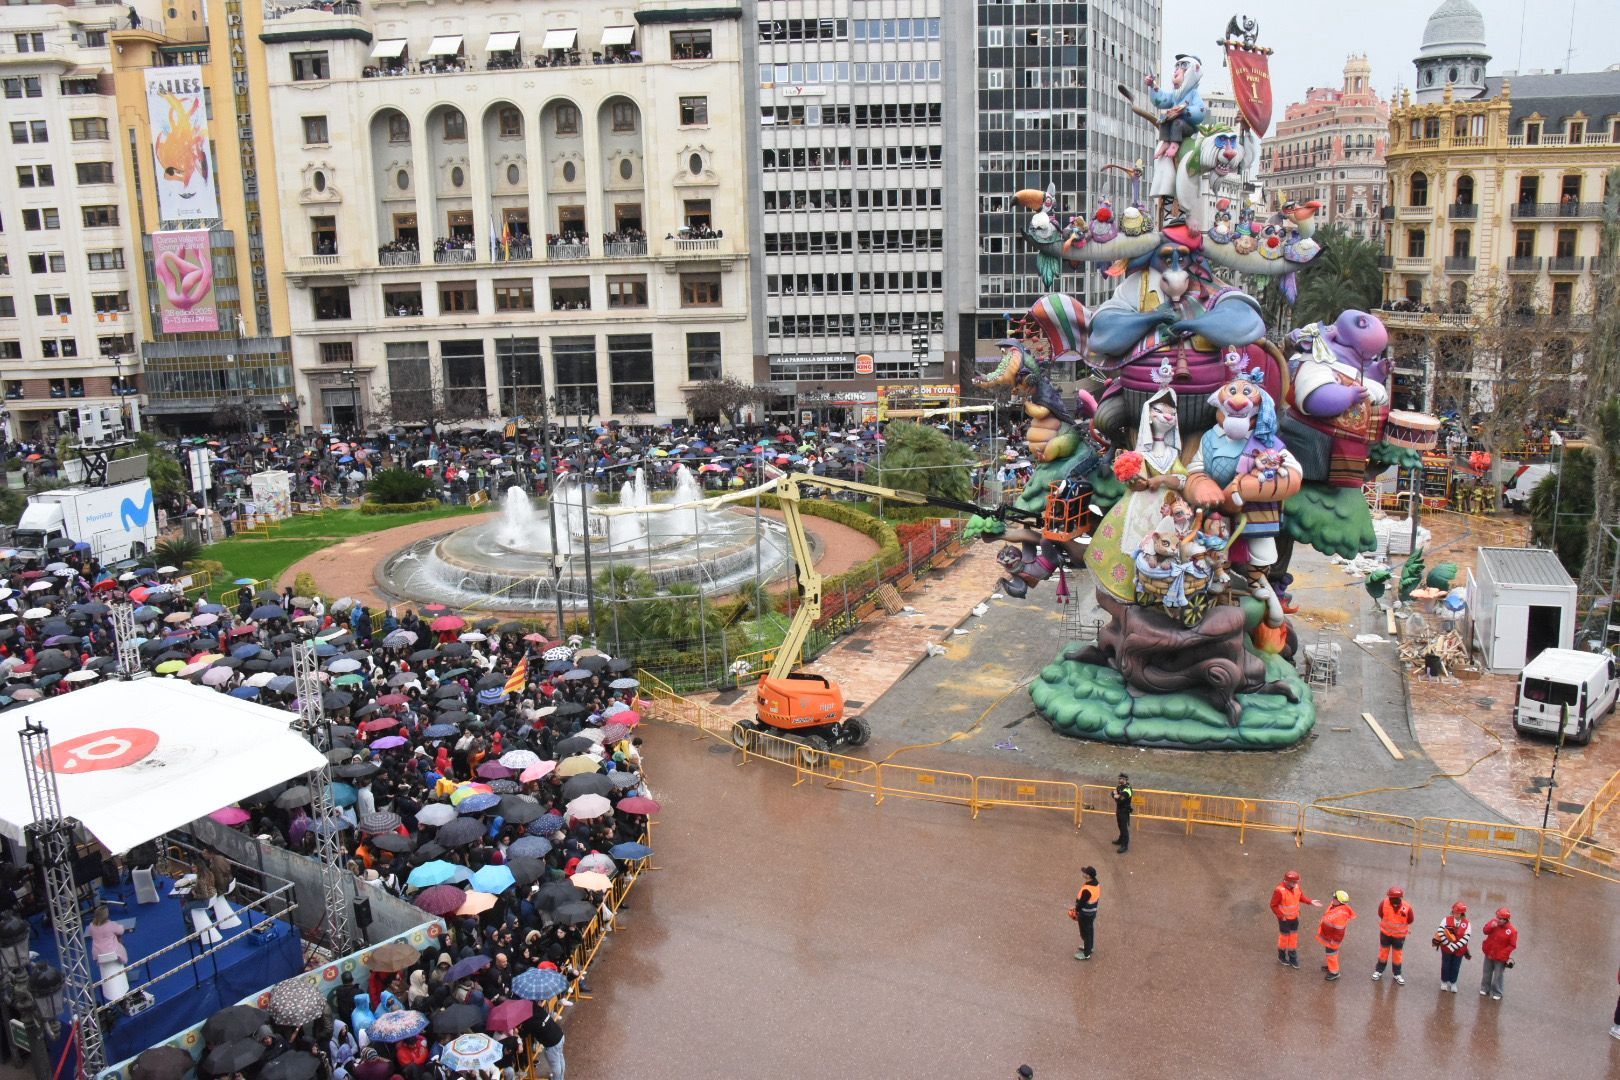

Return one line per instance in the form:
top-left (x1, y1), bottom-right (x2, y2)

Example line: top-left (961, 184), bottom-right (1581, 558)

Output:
top-left (555, 755), bottom-right (599, 778)
top-left (456, 891), bottom-right (498, 916)
top-left (569, 871), bottom-right (611, 893)
top-left (155, 659), bottom-right (186, 675)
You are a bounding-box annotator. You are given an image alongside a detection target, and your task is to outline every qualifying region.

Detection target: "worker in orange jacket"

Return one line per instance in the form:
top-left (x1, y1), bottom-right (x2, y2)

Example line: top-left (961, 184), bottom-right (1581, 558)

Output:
top-left (1269, 869), bottom-right (1322, 969)
top-left (1316, 890), bottom-right (1356, 982)
top-left (1373, 885), bottom-right (1416, 984)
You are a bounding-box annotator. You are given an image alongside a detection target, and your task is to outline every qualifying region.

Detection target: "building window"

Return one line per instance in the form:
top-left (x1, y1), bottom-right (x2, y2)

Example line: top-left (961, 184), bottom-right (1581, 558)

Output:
top-left (10, 121), bottom-right (46, 144)
top-left (75, 162), bottom-right (114, 185)
top-left (551, 336), bottom-right (598, 415)
top-left (485, 106), bottom-right (520, 138)
top-left (386, 341), bottom-right (433, 420)
top-left (607, 275), bottom-right (647, 308)
top-left (15, 166), bottom-right (52, 188)
top-left (685, 331), bottom-right (721, 382)
top-left (2, 77), bottom-right (41, 99)
top-left (555, 104), bottom-right (579, 135)
top-left (1514, 229), bottom-right (1536, 258)
top-left (22, 209), bottom-right (60, 230)
top-left (496, 337), bottom-right (543, 415)
top-left (0, 342), bottom-right (18, 360)
top-left (441, 339), bottom-right (488, 417)
top-left (1406, 228), bottom-right (1426, 258)
top-left (494, 280), bottom-right (534, 311)
top-left (611, 103), bottom-right (636, 132)
top-left (320, 341), bottom-right (355, 365)
top-left (92, 292), bottom-right (129, 313)
top-left (439, 282), bottom-right (478, 313)
top-left (312, 286), bottom-right (351, 320)
top-left (70, 117), bottom-right (108, 141)
top-left (680, 274), bottom-right (721, 307)
top-left (607, 334), bottom-right (654, 415)
top-left (302, 115), bottom-right (329, 144)
top-left (1451, 229), bottom-right (1471, 257)
top-left (1555, 228), bottom-right (1577, 258)
top-left (442, 110), bottom-right (466, 140)
top-left (310, 215), bottom-right (337, 255)
top-left (383, 285), bottom-right (423, 317)
top-left (13, 32), bottom-right (43, 52)
top-left (291, 51), bottom-right (330, 82)
top-left (683, 199), bottom-right (711, 229)
top-left (679, 96), bottom-right (708, 125)
top-left (1524, 122), bottom-right (1541, 146)
top-left (670, 29), bottom-right (711, 59)
top-left (1518, 175), bottom-right (1541, 204)
top-left (550, 277), bottom-right (590, 310)
top-left (81, 205), bottom-right (119, 228)
top-left (27, 253), bottom-right (65, 274)
top-left (0, 297), bottom-right (12, 319)
top-left (86, 250), bottom-right (124, 271)
top-left (388, 113), bottom-right (410, 142)
top-left (1408, 173), bottom-right (1428, 207)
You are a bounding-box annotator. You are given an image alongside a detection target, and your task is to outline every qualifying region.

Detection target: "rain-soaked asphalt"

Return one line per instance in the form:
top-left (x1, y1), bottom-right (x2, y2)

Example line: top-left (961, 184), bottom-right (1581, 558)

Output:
top-left (569, 722), bottom-right (1620, 1079)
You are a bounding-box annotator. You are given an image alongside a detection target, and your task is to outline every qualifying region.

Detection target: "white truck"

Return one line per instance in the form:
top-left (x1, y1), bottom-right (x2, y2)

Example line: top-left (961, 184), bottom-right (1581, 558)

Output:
top-left (11, 479), bottom-right (157, 563)
top-left (1514, 647), bottom-right (1619, 745)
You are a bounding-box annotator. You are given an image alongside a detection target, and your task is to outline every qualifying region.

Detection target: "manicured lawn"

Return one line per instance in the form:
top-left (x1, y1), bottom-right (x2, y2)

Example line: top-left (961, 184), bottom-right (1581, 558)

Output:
top-left (267, 504), bottom-right (482, 539)
top-left (202, 539), bottom-right (331, 599)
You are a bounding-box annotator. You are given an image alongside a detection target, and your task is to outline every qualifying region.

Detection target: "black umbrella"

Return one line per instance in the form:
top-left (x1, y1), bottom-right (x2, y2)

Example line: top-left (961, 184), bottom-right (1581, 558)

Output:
top-left (433, 817), bottom-right (484, 847)
top-left (552, 901), bottom-right (597, 926)
top-left (436, 710), bottom-right (471, 725)
top-left (151, 649), bottom-right (188, 663)
top-left (202, 1005), bottom-right (269, 1045)
top-left (534, 881), bottom-right (586, 912)
top-left (497, 797), bottom-right (543, 824)
top-left (488, 779), bottom-right (521, 794)
top-left (31, 651), bottom-right (72, 673)
top-left (440, 642), bottom-right (472, 658)
top-left (242, 658), bottom-right (273, 673)
top-left (203, 1040), bottom-right (264, 1074)
top-left (504, 857), bottom-right (546, 887)
top-left (415, 841), bottom-right (447, 861)
top-left (140, 639), bottom-right (173, 656)
top-left (259, 1053), bottom-right (320, 1080)
top-left (268, 655), bottom-right (296, 673)
top-left (334, 762), bottom-right (380, 780)
top-left (211, 656), bottom-right (244, 669)
top-left (323, 748), bottom-right (352, 764)
top-left (562, 774), bottom-right (614, 801)
top-left (476, 674), bottom-right (507, 691)
top-left (355, 703), bottom-right (382, 719)
top-left (322, 690), bottom-right (354, 710)
top-left (429, 1004), bottom-right (484, 1036)
top-left (497, 621), bottom-right (525, 634)
top-left (370, 832), bottom-right (415, 854)
top-left (329, 724), bottom-right (358, 740)
top-left (554, 736), bottom-right (595, 757)
top-left (606, 658), bottom-right (633, 673)
top-left (553, 702), bottom-right (586, 719)
top-left (132, 1045), bottom-right (194, 1080)
top-left (574, 655), bottom-right (609, 672)
top-left (251, 604), bottom-right (287, 621)
top-left (274, 786), bottom-right (311, 809)
top-left (270, 632), bottom-right (297, 645)
top-left (432, 685), bottom-right (463, 699)
top-left (410, 649), bottom-right (441, 663)
top-left (473, 617), bottom-right (499, 631)
top-left (323, 632), bottom-right (354, 647)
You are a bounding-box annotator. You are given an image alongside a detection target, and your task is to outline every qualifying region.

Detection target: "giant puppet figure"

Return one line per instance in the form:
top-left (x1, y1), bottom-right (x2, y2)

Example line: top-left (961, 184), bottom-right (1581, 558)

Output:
top-left (1003, 20), bottom-right (1328, 750)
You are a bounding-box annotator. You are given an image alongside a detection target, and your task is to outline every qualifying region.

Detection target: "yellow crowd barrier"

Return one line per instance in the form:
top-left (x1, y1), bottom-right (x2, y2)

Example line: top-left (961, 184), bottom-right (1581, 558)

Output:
top-left (639, 672), bottom-right (1620, 885)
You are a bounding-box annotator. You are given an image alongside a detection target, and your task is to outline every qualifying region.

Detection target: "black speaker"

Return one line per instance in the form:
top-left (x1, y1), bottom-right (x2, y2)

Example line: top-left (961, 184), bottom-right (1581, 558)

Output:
top-left (353, 894), bottom-right (372, 930)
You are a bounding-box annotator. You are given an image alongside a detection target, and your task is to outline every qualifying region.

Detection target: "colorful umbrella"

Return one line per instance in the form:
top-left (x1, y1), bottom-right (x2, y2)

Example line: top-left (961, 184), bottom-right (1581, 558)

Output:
top-left (367, 1011), bottom-right (429, 1043)
top-left (268, 977), bottom-right (326, 1027)
top-left (569, 870), bottom-right (611, 892)
top-left (439, 1034), bottom-right (502, 1073)
top-left (555, 755), bottom-right (600, 778)
top-left (511, 968), bottom-right (568, 1002)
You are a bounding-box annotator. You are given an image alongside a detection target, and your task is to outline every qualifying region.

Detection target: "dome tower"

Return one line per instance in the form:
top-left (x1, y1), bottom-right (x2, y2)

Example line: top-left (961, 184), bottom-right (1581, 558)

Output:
top-left (1414, 0), bottom-right (1490, 103)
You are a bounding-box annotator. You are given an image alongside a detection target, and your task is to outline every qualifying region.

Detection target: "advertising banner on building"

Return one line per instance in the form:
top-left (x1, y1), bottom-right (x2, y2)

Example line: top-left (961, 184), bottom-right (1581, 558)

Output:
top-left (144, 65), bottom-right (219, 221)
top-left (152, 229), bottom-right (219, 332)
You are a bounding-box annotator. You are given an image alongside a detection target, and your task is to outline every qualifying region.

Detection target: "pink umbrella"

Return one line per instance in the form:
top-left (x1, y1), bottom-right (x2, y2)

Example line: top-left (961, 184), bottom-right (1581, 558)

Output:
top-left (210, 807), bottom-right (251, 826)
top-left (616, 796), bottom-right (660, 815)
top-left (202, 667), bottom-right (235, 687)
top-left (485, 999), bottom-right (533, 1033)
top-left (614, 711), bottom-right (642, 728)
top-left (519, 761), bottom-right (556, 783)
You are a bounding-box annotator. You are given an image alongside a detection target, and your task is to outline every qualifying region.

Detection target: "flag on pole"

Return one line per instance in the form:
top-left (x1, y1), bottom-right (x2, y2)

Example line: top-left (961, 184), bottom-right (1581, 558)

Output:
top-left (503, 655), bottom-right (528, 696)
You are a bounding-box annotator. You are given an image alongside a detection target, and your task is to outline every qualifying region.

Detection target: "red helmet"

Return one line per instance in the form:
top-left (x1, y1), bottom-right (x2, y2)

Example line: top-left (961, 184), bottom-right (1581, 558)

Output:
top-left (1284, 870), bottom-right (1300, 882)
top-left (1496, 907), bottom-right (1512, 920)
top-left (1387, 886), bottom-right (1404, 899)
top-left (1451, 901), bottom-right (1468, 914)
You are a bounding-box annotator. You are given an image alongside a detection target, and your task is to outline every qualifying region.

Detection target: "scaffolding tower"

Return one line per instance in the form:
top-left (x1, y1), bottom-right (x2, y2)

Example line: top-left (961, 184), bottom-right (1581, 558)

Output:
top-left (20, 721), bottom-right (103, 1078)
top-left (110, 601), bottom-right (141, 678)
top-left (291, 641), bottom-right (356, 955)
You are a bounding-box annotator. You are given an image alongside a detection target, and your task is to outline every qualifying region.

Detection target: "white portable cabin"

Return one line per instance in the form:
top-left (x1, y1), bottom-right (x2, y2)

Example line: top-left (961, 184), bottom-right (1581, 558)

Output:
top-left (1467, 546), bottom-right (1577, 673)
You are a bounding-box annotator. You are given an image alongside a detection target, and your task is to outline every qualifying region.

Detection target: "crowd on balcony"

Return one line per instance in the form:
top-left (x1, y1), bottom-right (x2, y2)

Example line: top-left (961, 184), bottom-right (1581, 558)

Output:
top-left (434, 237), bottom-right (476, 257)
top-left (669, 224), bottom-right (721, 241)
top-left (600, 229), bottom-right (646, 248)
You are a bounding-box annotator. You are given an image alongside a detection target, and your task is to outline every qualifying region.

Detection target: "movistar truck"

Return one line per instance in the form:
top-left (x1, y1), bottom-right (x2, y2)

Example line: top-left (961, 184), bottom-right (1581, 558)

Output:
top-left (12, 479), bottom-right (156, 562)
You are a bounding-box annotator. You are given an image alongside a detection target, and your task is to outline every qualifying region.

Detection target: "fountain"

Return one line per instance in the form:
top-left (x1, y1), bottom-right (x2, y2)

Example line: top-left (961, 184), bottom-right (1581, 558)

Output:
top-left (376, 466), bottom-right (792, 612)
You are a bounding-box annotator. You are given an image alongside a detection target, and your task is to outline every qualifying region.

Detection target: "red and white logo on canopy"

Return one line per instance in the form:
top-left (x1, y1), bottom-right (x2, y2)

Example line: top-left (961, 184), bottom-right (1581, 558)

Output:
top-left (39, 728), bottom-right (159, 774)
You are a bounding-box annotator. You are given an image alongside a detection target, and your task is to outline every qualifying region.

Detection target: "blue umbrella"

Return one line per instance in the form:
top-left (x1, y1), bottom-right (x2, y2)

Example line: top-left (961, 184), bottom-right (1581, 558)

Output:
top-left (609, 842), bottom-right (653, 861)
top-left (252, 604), bottom-right (287, 621)
top-left (527, 814), bottom-right (565, 837)
top-left (71, 541), bottom-right (92, 552)
top-left (314, 642), bottom-right (338, 657)
top-left (233, 578), bottom-right (257, 586)
top-left (424, 723), bottom-right (458, 738)
top-left (469, 864), bottom-right (515, 894)
top-left (444, 955), bottom-right (490, 982)
top-left (476, 687), bottom-right (505, 705)
top-left (544, 660), bottom-right (572, 674)
top-left (198, 604), bottom-right (227, 614)
top-left (367, 1011), bottom-right (428, 1043)
top-left (267, 675), bottom-right (297, 694)
top-left (228, 686), bottom-right (261, 699)
top-left (330, 782), bottom-right (358, 808)
top-left (406, 860), bottom-right (458, 888)
top-left (231, 643), bottom-right (262, 658)
top-left (510, 969), bottom-right (568, 1002)
top-left (507, 836), bottom-right (552, 860)
top-left (457, 793), bottom-right (500, 815)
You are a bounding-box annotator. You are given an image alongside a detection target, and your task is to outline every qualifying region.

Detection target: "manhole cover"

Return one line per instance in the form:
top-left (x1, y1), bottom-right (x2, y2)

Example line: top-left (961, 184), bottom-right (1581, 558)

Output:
top-left (1557, 800), bottom-right (1586, 814)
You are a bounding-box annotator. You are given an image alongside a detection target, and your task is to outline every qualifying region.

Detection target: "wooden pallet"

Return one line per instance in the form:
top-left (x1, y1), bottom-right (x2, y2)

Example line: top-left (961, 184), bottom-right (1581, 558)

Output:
top-left (873, 583), bottom-right (905, 615)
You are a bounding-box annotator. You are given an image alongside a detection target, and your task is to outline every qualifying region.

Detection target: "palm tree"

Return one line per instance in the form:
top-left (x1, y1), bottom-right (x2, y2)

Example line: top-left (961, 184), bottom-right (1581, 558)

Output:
top-left (639, 583), bottom-right (721, 646)
top-left (1291, 226), bottom-right (1384, 327)
top-left (872, 420), bottom-right (975, 502)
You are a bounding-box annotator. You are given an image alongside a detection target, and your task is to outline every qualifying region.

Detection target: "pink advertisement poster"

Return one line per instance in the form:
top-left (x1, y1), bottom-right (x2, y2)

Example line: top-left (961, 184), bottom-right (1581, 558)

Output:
top-left (152, 228), bottom-right (218, 333)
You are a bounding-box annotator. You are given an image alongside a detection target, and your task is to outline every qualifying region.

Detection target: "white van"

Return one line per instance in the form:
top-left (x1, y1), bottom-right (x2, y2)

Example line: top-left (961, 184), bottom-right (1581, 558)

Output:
top-left (1514, 648), bottom-right (1618, 744)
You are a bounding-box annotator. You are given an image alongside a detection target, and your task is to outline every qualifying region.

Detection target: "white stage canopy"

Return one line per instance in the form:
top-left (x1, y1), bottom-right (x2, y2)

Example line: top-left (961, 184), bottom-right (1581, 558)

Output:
top-left (0, 679), bottom-right (326, 854)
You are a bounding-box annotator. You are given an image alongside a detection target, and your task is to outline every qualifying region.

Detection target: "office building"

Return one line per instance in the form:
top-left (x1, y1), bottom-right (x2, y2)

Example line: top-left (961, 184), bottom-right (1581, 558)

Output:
top-left (0, 1), bottom-right (155, 439)
top-left (1259, 56), bottom-right (1389, 240)
top-left (261, 0), bottom-right (752, 428)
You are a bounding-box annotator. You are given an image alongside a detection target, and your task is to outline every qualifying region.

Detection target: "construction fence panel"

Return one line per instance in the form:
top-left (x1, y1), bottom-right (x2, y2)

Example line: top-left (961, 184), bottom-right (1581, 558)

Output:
top-left (1557, 836), bottom-right (1620, 884)
top-left (1565, 767), bottom-right (1620, 842)
top-left (1302, 805), bottom-right (1419, 857)
top-left (973, 776), bottom-right (1082, 827)
top-left (794, 746), bottom-right (879, 791)
top-left (1417, 817), bottom-right (1562, 871)
top-left (876, 763), bottom-right (977, 811)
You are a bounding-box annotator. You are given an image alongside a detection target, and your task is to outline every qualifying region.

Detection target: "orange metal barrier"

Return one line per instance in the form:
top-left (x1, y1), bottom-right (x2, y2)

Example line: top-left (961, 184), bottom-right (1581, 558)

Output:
top-left (875, 763), bottom-right (977, 809)
top-left (974, 776), bottom-right (1082, 827)
top-left (1418, 816), bottom-right (1567, 875)
top-left (1302, 806), bottom-right (1419, 859)
top-left (1082, 785), bottom-right (1303, 843)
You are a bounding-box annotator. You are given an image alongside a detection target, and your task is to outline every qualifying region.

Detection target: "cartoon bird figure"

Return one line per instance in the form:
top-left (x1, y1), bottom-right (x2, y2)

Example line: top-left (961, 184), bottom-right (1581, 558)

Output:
top-left (1014, 184), bottom-right (1065, 290)
top-left (1120, 204), bottom-right (1148, 237)
top-left (1089, 197), bottom-right (1119, 244)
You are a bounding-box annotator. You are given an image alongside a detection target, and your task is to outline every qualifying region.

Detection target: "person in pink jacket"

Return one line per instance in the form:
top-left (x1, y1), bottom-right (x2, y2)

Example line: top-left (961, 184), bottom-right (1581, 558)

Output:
top-left (1479, 907), bottom-right (1518, 1001)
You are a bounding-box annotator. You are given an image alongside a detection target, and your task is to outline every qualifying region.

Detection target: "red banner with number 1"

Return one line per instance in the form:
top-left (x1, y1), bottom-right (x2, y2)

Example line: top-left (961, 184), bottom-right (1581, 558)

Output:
top-left (1226, 46), bottom-right (1273, 136)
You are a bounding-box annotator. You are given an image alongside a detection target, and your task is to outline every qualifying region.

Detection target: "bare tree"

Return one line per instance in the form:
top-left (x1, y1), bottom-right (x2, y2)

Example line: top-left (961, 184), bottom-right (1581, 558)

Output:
top-left (683, 377), bottom-right (771, 425)
top-left (1578, 170), bottom-right (1620, 618)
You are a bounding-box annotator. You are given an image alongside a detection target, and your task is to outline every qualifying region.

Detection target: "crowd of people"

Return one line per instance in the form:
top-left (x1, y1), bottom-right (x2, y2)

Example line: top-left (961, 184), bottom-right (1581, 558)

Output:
top-left (0, 529), bottom-right (655, 1079)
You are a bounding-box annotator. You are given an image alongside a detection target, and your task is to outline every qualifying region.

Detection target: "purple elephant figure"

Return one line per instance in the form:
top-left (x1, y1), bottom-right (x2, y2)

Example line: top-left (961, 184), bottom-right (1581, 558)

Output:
top-left (1279, 310), bottom-right (1392, 488)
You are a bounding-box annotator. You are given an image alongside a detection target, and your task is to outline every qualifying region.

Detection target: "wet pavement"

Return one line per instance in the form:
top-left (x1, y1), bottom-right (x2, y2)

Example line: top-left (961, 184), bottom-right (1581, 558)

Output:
top-left (568, 722), bottom-right (1620, 1078)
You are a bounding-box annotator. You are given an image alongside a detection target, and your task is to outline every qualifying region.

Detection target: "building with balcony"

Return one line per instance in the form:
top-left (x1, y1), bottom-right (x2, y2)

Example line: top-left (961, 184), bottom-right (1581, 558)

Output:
top-left (0, 0), bottom-right (157, 439)
top-left (109, 0), bottom-right (295, 431)
top-left (263, 0), bottom-right (751, 428)
top-left (1259, 56), bottom-right (1389, 241)
top-left (1376, 0), bottom-right (1619, 417)
top-left (959, 0), bottom-right (1159, 366)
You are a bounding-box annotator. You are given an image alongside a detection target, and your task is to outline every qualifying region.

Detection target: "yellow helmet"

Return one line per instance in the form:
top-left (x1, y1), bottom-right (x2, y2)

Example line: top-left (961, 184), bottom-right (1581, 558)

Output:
top-left (1334, 890), bottom-right (1350, 903)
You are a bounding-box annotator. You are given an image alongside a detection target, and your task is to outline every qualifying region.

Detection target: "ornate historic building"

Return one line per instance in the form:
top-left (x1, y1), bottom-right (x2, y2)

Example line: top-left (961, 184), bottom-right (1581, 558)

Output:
top-left (1259, 56), bottom-right (1389, 241)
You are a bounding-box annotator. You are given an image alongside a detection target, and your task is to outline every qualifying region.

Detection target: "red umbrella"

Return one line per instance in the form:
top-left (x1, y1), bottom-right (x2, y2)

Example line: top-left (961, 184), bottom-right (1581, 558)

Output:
top-left (484, 1000), bottom-right (532, 1033)
top-left (616, 796), bottom-right (660, 815)
top-left (412, 885), bottom-right (467, 916)
top-left (362, 717), bottom-right (401, 733)
top-left (227, 624), bottom-right (257, 637)
top-left (422, 604), bottom-right (449, 615)
top-left (522, 634), bottom-right (548, 644)
top-left (129, 586), bottom-right (152, 602)
top-left (93, 580), bottom-right (118, 592)
top-left (430, 615), bottom-right (465, 633)
top-left (377, 693), bottom-right (409, 707)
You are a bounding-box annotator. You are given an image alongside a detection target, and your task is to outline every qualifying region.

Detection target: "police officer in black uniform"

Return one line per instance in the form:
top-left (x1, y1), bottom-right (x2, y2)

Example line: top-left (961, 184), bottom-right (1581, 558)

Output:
top-left (1112, 773), bottom-right (1134, 853)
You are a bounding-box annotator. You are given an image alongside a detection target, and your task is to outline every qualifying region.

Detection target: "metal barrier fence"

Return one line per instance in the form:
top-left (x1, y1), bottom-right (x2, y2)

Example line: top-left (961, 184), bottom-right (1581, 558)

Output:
top-left (643, 673), bottom-right (1620, 886)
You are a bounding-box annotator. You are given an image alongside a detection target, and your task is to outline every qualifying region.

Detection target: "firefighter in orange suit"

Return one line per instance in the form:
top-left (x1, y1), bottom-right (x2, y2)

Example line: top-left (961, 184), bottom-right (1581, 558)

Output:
top-left (1316, 891), bottom-right (1356, 982)
top-left (1373, 885), bottom-right (1416, 984)
top-left (1269, 869), bottom-right (1321, 969)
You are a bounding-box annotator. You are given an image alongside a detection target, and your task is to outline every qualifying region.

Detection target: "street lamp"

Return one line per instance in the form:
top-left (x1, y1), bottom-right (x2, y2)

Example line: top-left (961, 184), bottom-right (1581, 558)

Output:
top-left (341, 368), bottom-right (362, 434)
top-left (911, 324), bottom-right (930, 389)
top-left (0, 912), bottom-right (65, 1080)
